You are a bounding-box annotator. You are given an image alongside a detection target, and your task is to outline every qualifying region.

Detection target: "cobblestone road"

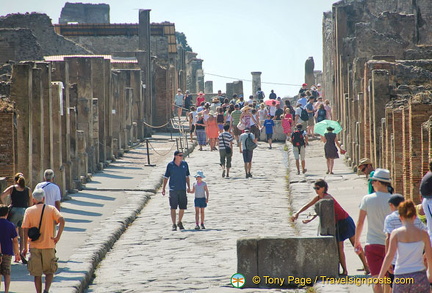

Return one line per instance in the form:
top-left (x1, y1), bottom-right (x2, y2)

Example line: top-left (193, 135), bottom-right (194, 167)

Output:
top-left (86, 141), bottom-right (307, 293)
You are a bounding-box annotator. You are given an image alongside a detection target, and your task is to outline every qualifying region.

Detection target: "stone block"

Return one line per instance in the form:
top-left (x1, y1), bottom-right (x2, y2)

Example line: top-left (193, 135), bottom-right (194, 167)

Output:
top-left (237, 237), bottom-right (338, 288)
top-left (314, 199), bottom-right (335, 236)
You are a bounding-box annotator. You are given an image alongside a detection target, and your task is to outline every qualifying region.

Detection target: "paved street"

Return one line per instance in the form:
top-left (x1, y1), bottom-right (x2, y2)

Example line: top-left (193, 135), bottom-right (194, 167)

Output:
top-left (85, 135), bottom-right (372, 293)
top-left (7, 131), bottom-right (374, 293)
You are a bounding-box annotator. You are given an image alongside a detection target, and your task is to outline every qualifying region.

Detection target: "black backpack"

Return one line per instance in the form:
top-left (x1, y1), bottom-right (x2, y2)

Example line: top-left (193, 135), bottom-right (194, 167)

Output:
top-left (300, 107), bottom-right (309, 121)
top-left (257, 91), bottom-right (264, 100)
top-left (291, 130), bottom-right (305, 147)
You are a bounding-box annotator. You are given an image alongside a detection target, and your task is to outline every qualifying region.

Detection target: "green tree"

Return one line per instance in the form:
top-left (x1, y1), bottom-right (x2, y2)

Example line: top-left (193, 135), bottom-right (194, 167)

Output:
top-left (176, 32), bottom-right (193, 52)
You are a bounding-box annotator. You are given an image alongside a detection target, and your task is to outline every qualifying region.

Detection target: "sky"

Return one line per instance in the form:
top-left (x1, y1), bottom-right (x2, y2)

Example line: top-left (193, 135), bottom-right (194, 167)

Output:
top-left (3, 0), bottom-right (338, 97)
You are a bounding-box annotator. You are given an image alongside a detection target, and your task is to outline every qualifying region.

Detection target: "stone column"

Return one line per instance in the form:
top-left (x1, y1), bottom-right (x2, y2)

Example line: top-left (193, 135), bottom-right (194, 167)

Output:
top-left (138, 9), bottom-right (153, 127)
top-left (251, 72), bottom-right (262, 96)
top-left (226, 83), bottom-right (234, 100)
top-left (51, 82), bottom-right (65, 195)
top-left (232, 81), bottom-right (244, 99)
top-left (31, 66), bottom-right (43, 187)
top-left (11, 64), bottom-right (32, 186)
top-left (204, 81), bottom-right (213, 94)
top-left (305, 57), bottom-right (315, 87)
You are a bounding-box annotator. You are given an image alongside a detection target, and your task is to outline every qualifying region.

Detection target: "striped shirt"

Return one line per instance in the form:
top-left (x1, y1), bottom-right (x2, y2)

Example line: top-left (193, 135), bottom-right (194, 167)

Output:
top-left (218, 132), bottom-right (233, 150)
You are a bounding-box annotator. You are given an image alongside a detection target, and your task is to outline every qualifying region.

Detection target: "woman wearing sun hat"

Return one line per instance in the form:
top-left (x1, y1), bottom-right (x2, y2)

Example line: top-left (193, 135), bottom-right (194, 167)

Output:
top-left (354, 168), bottom-right (393, 281)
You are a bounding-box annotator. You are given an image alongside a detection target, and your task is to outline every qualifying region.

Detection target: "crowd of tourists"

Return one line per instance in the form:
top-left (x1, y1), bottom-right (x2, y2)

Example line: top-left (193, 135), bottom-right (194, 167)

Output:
top-left (170, 85), bottom-right (432, 293)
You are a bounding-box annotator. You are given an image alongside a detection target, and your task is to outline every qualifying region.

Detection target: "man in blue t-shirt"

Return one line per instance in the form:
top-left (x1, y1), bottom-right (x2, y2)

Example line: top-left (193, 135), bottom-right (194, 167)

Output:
top-left (263, 115), bottom-right (275, 149)
top-left (162, 150), bottom-right (191, 231)
top-left (0, 205), bottom-right (20, 292)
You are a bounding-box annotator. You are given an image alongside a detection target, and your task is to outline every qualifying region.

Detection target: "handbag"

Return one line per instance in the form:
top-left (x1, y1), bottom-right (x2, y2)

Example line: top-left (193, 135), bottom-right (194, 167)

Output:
top-left (237, 121), bottom-right (245, 131)
top-left (28, 204), bottom-right (45, 242)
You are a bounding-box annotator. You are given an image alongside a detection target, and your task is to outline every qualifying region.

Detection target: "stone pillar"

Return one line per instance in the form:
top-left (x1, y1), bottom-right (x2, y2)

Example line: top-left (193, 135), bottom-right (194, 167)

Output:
top-left (314, 199), bottom-right (335, 236)
top-left (408, 101), bottom-right (432, 202)
top-left (76, 130), bottom-right (87, 188)
top-left (305, 57), bottom-right (315, 87)
top-left (69, 83), bottom-right (78, 190)
top-left (51, 82), bottom-right (65, 196)
top-left (251, 72), bottom-right (262, 96)
top-left (392, 108), bottom-right (404, 193)
top-left (11, 64), bottom-right (32, 186)
top-left (402, 106), bottom-right (410, 197)
top-left (232, 81), bottom-right (244, 99)
top-left (226, 83), bottom-right (234, 101)
top-left (103, 58), bottom-right (113, 161)
top-left (91, 57), bottom-right (104, 167)
top-left (31, 66), bottom-right (43, 187)
top-left (371, 69), bottom-right (389, 167)
top-left (204, 81), bottom-right (213, 94)
top-left (138, 9), bottom-right (153, 128)
top-left (196, 69), bottom-right (204, 93)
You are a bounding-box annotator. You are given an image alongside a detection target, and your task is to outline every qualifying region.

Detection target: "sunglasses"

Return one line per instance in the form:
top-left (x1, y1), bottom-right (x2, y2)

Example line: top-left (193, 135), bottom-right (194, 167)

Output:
top-left (177, 154), bottom-right (183, 157)
top-left (313, 186), bottom-right (321, 190)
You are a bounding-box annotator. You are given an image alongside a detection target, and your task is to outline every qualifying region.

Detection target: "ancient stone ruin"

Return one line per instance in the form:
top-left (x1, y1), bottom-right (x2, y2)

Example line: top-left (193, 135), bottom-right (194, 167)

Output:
top-left (323, 0), bottom-right (432, 201)
top-left (0, 4), bottom-right (204, 195)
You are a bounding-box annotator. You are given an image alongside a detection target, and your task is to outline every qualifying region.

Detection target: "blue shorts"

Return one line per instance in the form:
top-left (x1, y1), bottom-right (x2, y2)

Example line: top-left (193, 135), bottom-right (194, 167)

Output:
top-left (169, 190), bottom-right (187, 209)
top-left (194, 198), bottom-right (207, 208)
top-left (335, 216), bottom-right (356, 241)
top-left (242, 149), bottom-right (253, 163)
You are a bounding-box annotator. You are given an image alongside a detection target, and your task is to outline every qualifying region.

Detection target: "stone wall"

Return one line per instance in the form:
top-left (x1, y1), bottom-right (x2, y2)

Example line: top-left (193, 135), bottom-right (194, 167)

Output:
top-left (0, 13), bottom-right (90, 61)
top-left (323, 0), bottom-right (432, 201)
top-left (0, 29), bottom-right (43, 64)
top-left (65, 35), bottom-right (139, 55)
top-left (0, 112), bottom-right (15, 184)
top-left (59, 2), bottom-right (110, 24)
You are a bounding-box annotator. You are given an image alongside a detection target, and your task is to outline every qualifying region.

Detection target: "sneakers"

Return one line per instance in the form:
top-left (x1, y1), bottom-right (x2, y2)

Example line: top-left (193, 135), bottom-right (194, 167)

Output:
top-left (195, 224), bottom-right (200, 230)
top-left (172, 224), bottom-right (177, 231)
top-left (177, 222), bottom-right (185, 230)
top-left (201, 224), bottom-right (206, 230)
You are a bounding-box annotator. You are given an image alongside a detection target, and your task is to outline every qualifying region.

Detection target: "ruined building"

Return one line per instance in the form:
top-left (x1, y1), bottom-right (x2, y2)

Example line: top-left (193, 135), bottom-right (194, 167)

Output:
top-left (323, 0), bottom-right (432, 202)
top-left (0, 3), bottom-right (203, 196)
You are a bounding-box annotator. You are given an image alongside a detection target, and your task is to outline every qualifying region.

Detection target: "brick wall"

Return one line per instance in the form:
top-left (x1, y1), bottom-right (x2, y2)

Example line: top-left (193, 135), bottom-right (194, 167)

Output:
top-left (0, 113), bottom-right (15, 184)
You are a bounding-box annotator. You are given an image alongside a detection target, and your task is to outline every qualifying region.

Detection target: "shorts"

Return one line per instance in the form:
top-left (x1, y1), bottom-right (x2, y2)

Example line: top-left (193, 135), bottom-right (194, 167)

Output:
top-left (307, 118), bottom-right (314, 126)
top-left (169, 190), bottom-right (187, 210)
top-left (364, 244), bottom-right (385, 276)
top-left (266, 133), bottom-right (273, 140)
top-left (0, 255), bottom-right (12, 275)
top-left (335, 216), bottom-right (355, 242)
top-left (8, 207), bottom-right (26, 227)
top-left (242, 149), bottom-right (253, 163)
top-left (250, 125), bottom-right (260, 139)
top-left (190, 124), bottom-right (196, 134)
top-left (194, 198), bottom-right (207, 208)
top-left (27, 248), bottom-right (58, 276)
top-left (219, 149), bottom-right (232, 168)
top-left (393, 270), bottom-right (430, 293)
top-left (233, 125), bottom-right (242, 136)
top-left (218, 124), bottom-right (224, 131)
top-left (292, 145), bottom-right (306, 160)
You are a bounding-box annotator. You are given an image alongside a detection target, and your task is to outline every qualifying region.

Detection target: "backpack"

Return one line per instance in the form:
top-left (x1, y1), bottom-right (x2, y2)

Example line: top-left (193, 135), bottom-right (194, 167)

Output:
top-left (300, 107), bottom-right (309, 121)
top-left (291, 130), bottom-right (305, 147)
top-left (257, 91), bottom-right (264, 100)
top-left (245, 133), bottom-right (257, 151)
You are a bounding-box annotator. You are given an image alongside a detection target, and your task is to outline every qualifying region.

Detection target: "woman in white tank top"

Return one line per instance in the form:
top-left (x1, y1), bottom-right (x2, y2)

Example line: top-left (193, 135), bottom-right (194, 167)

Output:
top-left (376, 200), bottom-right (432, 293)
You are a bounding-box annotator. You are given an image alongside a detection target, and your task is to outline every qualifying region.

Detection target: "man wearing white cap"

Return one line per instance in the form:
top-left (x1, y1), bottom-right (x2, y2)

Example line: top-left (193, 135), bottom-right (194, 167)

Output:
top-left (354, 168), bottom-right (393, 284)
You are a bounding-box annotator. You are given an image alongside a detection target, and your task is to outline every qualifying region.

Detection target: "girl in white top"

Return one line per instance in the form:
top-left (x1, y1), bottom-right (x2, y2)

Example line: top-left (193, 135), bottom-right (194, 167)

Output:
top-left (376, 200), bottom-right (432, 293)
top-left (258, 103), bottom-right (268, 123)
